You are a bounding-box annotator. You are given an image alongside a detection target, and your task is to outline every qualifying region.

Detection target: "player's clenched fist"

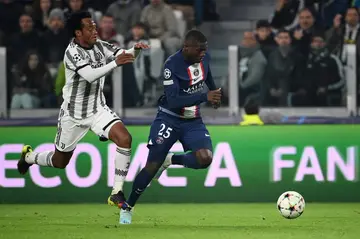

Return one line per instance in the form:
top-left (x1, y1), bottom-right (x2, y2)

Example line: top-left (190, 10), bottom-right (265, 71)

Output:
top-left (207, 88), bottom-right (222, 104)
top-left (134, 42), bottom-right (150, 49)
top-left (115, 51), bottom-right (135, 66)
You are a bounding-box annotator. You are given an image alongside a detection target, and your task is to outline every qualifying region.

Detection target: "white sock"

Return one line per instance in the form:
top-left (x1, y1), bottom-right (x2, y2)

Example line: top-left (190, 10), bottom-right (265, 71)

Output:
top-left (25, 151), bottom-right (54, 167)
top-left (111, 147), bottom-right (131, 195)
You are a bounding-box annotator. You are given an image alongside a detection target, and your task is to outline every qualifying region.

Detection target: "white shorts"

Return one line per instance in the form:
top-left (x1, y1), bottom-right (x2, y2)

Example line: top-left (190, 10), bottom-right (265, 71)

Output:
top-left (54, 105), bottom-right (121, 152)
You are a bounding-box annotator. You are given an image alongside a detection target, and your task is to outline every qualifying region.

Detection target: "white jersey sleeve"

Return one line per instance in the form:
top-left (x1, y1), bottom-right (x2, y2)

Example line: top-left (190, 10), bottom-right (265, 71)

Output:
top-left (97, 40), bottom-right (141, 60)
top-left (97, 40), bottom-right (123, 61)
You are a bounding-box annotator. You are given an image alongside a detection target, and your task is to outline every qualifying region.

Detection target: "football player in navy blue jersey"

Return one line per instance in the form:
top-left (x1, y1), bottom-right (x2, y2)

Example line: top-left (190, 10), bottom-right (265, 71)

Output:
top-left (119, 30), bottom-right (222, 224)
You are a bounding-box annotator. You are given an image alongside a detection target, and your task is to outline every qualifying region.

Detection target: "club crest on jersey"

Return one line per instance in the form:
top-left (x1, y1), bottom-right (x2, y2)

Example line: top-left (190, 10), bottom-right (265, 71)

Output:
top-left (164, 68), bottom-right (171, 79)
top-left (94, 52), bottom-right (103, 61)
top-left (193, 69), bottom-right (199, 76)
top-left (156, 136), bottom-right (164, 144)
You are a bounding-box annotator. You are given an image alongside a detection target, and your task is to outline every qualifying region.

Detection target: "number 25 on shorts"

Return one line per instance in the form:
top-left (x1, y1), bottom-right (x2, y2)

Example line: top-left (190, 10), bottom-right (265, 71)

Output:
top-left (158, 123), bottom-right (173, 139)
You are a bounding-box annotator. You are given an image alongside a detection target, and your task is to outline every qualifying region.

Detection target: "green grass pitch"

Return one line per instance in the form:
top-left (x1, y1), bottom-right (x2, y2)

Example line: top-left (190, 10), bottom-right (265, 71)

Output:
top-left (0, 203), bottom-right (359, 239)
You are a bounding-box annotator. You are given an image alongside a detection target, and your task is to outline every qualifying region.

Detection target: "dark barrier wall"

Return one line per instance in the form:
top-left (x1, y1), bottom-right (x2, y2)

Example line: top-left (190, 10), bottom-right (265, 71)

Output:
top-left (0, 125), bottom-right (359, 203)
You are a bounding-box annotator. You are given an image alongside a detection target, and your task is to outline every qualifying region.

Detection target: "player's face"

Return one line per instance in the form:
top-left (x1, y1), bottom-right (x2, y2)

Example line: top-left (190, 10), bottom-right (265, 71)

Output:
top-left (79, 18), bottom-right (97, 46)
top-left (185, 42), bottom-right (207, 63)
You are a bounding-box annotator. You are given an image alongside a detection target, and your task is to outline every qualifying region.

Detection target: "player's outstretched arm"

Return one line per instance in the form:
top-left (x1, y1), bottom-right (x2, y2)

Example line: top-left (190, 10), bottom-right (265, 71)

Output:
top-left (115, 42), bottom-right (150, 59)
top-left (77, 52), bottom-right (134, 83)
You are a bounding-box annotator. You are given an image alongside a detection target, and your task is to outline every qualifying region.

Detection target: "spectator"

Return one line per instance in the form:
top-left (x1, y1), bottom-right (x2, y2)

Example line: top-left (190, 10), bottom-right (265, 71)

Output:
top-left (11, 51), bottom-right (54, 109)
top-left (271, 0), bottom-right (306, 30)
top-left (98, 14), bottom-right (124, 48)
top-left (64, 0), bottom-right (97, 23)
top-left (141, 0), bottom-right (181, 55)
top-left (106, 0), bottom-right (142, 37)
top-left (316, 0), bottom-right (348, 29)
top-left (238, 32), bottom-right (267, 105)
top-left (42, 8), bottom-right (69, 67)
top-left (167, 0), bottom-right (195, 30)
top-left (290, 8), bottom-right (321, 57)
top-left (327, 7), bottom-right (360, 62)
top-left (255, 20), bottom-right (276, 58)
top-left (8, 14), bottom-right (43, 67)
top-left (86, 0), bottom-right (115, 13)
top-left (303, 33), bottom-right (344, 106)
top-left (32, 0), bottom-right (52, 32)
top-left (0, 0), bottom-right (24, 44)
top-left (126, 22), bottom-right (155, 106)
top-left (239, 95), bottom-right (264, 126)
top-left (264, 29), bottom-right (305, 106)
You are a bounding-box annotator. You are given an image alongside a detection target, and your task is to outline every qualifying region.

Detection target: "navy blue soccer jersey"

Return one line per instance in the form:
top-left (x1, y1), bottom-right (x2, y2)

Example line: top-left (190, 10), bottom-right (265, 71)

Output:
top-left (157, 50), bottom-right (216, 119)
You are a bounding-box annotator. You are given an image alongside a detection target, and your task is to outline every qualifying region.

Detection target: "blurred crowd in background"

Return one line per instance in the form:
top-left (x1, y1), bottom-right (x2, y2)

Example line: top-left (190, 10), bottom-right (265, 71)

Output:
top-left (0, 0), bottom-right (359, 109)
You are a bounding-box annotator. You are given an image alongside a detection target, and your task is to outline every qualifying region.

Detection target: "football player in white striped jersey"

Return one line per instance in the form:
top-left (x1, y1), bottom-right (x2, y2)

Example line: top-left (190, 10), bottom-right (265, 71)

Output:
top-left (17, 11), bottom-right (149, 207)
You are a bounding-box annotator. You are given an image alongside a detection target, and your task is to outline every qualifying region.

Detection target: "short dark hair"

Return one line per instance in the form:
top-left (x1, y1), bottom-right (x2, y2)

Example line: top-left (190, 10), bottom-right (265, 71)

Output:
top-left (184, 29), bottom-right (207, 44)
top-left (256, 20), bottom-right (271, 29)
top-left (20, 13), bottom-right (33, 20)
top-left (276, 28), bottom-right (290, 36)
top-left (244, 95), bottom-right (260, 115)
top-left (66, 11), bottom-right (92, 37)
top-left (299, 7), bottom-right (315, 17)
top-left (312, 30), bottom-right (325, 40)
top-left (102, 14), bottom-right (114, 19)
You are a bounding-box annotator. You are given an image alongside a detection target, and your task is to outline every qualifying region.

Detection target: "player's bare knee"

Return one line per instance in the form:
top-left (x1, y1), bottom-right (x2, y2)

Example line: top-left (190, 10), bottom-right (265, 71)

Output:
top-left (109, 122), bottom-right (132, 148)
top-left (114, 132), bottom-right (132, 148)
top-left (199, 155), bottom-right (212, 168)
top-left (196, 149), bottom-right (213, 168)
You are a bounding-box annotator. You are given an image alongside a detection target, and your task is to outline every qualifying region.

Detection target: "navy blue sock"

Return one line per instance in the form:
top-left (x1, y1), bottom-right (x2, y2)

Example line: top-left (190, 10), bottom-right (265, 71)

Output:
top-left (171, 152), bottom-right (202, 169)
top-left (126, 169), bottom-right (154, 207)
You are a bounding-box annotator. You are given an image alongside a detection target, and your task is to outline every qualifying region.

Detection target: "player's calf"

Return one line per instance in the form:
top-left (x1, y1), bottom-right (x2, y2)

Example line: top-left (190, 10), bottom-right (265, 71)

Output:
top-left (170, 149), bottom-right (213, 170)
top-left (51, 151), bottom-right (73, 168)
top-left (18, 147), bottom-right (73, 175)
top-left (125, 155), bottom-right (164, 208)
top-left (107, 122), bottom-right (133, 206)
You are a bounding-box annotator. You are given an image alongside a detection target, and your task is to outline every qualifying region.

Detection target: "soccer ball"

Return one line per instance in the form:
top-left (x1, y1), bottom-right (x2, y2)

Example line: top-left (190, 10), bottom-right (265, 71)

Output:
top-left (277, 191), bottom-right (305, 219)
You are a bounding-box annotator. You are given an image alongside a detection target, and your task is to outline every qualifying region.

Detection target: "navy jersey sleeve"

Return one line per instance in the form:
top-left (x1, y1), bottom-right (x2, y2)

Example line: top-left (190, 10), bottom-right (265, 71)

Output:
top-left (204, 53), bottom-right (216, 91)
top-left (163, 60), bottom-right (208, 108)
top-left (205, 67), bottom-right (217, 90)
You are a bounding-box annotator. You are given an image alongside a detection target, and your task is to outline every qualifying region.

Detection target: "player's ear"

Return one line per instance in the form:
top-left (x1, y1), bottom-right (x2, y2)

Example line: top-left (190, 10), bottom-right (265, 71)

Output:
top-left (75, 30), bottom-right (82, 37)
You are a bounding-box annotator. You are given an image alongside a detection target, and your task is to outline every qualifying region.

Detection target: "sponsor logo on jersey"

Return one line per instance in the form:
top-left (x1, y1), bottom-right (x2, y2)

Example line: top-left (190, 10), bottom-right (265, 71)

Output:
top-left (183, 81), bottom-right (204, 94)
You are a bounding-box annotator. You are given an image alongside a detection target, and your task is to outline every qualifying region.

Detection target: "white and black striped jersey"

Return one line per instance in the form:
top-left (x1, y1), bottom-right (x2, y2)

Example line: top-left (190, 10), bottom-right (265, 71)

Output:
top-left (63, 39), bottom-right (121, 119)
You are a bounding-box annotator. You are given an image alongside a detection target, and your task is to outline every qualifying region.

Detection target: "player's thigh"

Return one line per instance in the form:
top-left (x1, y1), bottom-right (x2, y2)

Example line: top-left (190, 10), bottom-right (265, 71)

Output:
top-left (147, 118), bottom-right (179, 164)
top-left (180, 120), bottom-right (213, 152)
top-left (54, 108), bottom-right (90, 153)
top-left (90, 106), bottom-right (122, 139)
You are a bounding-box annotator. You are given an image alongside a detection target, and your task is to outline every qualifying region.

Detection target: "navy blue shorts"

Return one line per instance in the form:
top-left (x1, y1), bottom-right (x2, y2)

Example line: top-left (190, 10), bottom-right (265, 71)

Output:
top-left (147, 112), bottom-right (213, 162)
